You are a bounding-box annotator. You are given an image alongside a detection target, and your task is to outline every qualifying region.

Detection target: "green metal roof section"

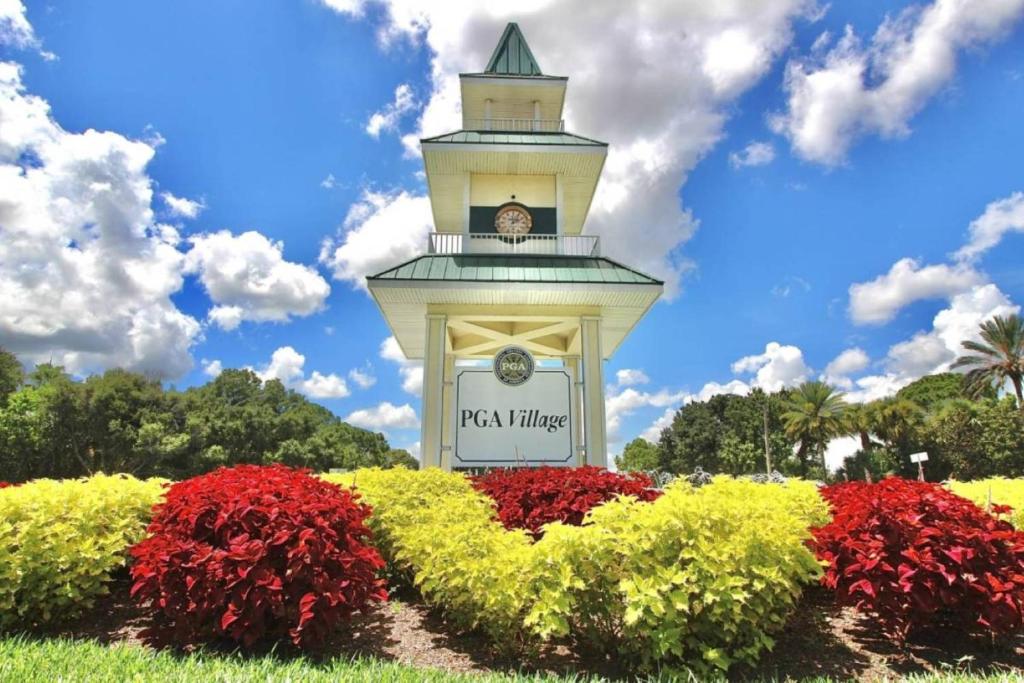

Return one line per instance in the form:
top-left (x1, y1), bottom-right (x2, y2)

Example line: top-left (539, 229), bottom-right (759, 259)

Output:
top-left (421, 130), bottom-right (607, 147)
top-left (485, 23), bottom-right (543, 76)
top-left (368, 255), bottom-right (663, 286)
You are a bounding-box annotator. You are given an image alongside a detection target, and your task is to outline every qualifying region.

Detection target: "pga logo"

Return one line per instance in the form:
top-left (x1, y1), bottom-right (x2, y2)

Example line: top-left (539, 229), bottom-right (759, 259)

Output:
top-left (493, 345), bottom-right (534, 386)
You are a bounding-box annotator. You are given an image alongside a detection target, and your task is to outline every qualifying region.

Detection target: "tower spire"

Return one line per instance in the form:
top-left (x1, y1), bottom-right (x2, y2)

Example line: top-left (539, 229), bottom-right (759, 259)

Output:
top-left (484, 23), bottom-right (543, 76)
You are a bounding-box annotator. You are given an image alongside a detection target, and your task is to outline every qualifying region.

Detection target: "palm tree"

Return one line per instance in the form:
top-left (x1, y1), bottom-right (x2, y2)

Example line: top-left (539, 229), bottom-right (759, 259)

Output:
top-left (952, 314), bottom-right (1024, 410)
top-left (869, 398), bottom-right (924, 452)
top-left (781, 381), bottom-right (848, 477)
top-left (843, 403), bottom-right (876, 452)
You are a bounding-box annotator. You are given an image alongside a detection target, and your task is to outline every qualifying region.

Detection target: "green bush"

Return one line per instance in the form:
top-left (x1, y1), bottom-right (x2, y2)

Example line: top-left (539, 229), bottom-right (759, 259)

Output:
top-left (0, 474), bottom-right (166, 628)
top-left (529, 477), bottom-right (827, 674)
top-left (330, 469), bottom-right (827, 674)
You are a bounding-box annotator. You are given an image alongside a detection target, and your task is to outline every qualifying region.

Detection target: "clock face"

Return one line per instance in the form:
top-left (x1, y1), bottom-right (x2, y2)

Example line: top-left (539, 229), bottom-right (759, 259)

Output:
top-left (494, 204), bottom-right (533, 235)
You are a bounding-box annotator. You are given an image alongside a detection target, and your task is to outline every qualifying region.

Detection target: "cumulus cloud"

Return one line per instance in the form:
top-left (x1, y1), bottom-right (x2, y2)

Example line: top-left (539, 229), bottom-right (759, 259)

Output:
top-left (640, 407), bottom-right (676, 443)
top-left (0, 61), bottom-right (201, 377)
top-left (822, 347), bottom-right (870, 389)
top-left (379, 335), bottom-right (423, 395)
top-left (185, 230), bottom-right (330, 330)
top-left (615, 368), bottom-right (650, 388)
top-left (365, 83), bottom-right (416, 139)
top-left (848, 257), bottom-right (985, 325)
top-left (955, 191), bottom-right (1024, 262)
top-left (253, 346), bottom-right (350, 399)
top-left (319, 189), bottom-right (433, 290)
top-left (321, 0), bottom-right (823, 297)
top-left (161, 191), bottom-right (205, 219)
top-left (344, 401), bottom-right (419, 431)
top-left (201, 358), bottom-right (223, 377)
top-left (606, 387), bottom-right (688, 443)
top-left (729, 141), bottom-right (776, 169)
top-left (731, 342), bottom-right (811, 392)
top-left (773, 0), bottom-right (1024, 165)
top-left (348, 365), bottom-right (377, 389)
top-left (0, 0), bottom-right (53, 59)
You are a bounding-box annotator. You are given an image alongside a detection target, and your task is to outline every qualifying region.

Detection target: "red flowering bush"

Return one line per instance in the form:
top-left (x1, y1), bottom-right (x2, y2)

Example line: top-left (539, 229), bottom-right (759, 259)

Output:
top-left (472, 466), bottom-right (660, 537)
top-left (813, 478), bottom-right (1024, 642)
top-left (0, 482), bottom-right (12, 489)
top-left (129, 465), bottom-right (386, 649)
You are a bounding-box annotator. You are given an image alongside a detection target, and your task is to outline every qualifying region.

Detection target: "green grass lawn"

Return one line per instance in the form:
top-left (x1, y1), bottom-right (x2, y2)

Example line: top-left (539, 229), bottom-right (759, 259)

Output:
top-left (0, 636), bottom-right (1021, 683)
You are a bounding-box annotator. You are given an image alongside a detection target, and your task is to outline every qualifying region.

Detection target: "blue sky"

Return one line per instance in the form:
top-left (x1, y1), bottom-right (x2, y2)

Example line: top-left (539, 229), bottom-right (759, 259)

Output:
top-left (1, 1), bottom-right (1023, 461)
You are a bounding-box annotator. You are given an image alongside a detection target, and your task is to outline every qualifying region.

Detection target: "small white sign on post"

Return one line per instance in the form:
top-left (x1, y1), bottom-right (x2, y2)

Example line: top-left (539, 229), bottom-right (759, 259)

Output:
top-left (909, 452), bottom-right (929, 463)
top-left (453, 368), bottom-right (574, 468)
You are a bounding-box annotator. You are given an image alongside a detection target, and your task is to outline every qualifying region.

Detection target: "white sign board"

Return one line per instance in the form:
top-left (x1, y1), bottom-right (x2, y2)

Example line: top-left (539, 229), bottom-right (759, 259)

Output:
top-left (454, 368), bottom-right (574, 468)
top-left (910, 452), bottom-right (929, 463)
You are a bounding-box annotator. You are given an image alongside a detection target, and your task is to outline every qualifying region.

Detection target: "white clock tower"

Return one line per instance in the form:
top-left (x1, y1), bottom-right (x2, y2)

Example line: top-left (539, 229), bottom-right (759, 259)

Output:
top-left (367, 23), bottom-right (663, 470)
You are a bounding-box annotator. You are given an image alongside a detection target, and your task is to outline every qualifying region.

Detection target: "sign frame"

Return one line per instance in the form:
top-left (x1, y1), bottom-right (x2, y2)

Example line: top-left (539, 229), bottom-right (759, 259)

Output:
top-left (452, 367), bottom-right (575, 467)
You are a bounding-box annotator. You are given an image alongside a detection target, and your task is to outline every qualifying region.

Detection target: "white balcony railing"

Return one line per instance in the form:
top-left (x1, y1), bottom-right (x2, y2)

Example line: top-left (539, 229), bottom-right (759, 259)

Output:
top-left (428, 233), bottom-right (600, 257)
top-left (463, 117), bottom-right (565, 132)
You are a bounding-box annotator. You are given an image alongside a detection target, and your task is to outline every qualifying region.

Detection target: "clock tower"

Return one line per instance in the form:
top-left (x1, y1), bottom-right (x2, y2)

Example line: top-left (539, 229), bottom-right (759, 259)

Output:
top-left (367, 22), bottom-right (663, 470)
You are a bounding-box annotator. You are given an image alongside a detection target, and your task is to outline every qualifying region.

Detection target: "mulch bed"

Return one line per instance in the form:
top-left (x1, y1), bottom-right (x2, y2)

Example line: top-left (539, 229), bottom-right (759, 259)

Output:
top-left (21, 577), bottom-right (1024, 681)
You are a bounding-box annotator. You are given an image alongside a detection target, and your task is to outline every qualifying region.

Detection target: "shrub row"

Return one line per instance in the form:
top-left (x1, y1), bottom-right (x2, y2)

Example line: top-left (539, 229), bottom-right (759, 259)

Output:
top-left (949, 477), bottom-right (1024, 528)
top-left (471, 466), bottom-right (659, 537)
top-left (130, 465), bottom-right (386, 649)
top-left (0, 474), bottom-right (166, 629)
top-left (812, 478), bottom-right (1024, 642)
top-left (329, 469), bottom-right (827, 674)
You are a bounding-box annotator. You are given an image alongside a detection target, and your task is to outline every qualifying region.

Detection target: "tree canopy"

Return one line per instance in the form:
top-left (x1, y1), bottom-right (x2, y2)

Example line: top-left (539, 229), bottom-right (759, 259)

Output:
top-left (0, 353), bottom-right (415, 483)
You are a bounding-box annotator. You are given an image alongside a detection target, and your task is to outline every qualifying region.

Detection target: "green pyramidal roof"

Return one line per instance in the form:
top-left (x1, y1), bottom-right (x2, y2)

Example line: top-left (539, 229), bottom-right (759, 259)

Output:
top-left (484, 23), bottom-right (544, 76)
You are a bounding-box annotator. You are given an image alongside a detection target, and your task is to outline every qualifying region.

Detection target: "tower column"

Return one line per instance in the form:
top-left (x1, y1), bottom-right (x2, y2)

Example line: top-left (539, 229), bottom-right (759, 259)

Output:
top-left (580, 316), bottom-right (607, 467)
top-left (420, 314), bottom-right (447, 468)
top-left (440, 352), bottom-right (455, 471)
top-left (564, 355), bottom-right (584, 466)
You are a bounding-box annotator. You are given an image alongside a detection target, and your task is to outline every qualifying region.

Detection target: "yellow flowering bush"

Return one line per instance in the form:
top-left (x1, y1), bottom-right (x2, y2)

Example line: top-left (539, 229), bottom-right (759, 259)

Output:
top-left (329, 469), bottom-right (826, 673)
top-left (323, 468), bottom-right (536, 645)
top-left (0, 474), bottom-right (166, 628)
top-left (529, 477), bottom-right (826, 674)
top-left (950, 478), bottom-right (1024, 528)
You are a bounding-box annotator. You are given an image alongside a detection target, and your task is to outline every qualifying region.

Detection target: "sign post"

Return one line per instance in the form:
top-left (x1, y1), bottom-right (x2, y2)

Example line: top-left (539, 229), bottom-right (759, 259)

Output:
top-left (910, 452), bottom-right (929, 482)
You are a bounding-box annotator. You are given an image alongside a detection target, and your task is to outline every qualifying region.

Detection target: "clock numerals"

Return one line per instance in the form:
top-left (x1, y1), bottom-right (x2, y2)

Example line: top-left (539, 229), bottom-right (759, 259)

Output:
top-left (495, 203), bottom-right (533, 236)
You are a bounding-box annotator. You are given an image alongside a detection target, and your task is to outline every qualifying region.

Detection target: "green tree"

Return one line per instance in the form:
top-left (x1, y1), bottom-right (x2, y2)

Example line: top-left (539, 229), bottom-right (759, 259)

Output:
top-left (615, 437), bottom-right (659, 472)
top-left (895, 372), bottom-right (984, 409)
top-left (781, 381), bottom-right (848, 478)
top-left (952, 313), bottom-right (1024, 409)
top-left (0, 347), bottom-right (23, 407)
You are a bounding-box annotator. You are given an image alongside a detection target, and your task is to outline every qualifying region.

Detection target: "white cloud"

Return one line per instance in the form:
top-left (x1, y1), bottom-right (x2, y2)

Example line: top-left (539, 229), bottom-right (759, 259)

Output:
top-left (348, 365), bottom-right (377, 389)
top-left (771, 276), bottom-right (811, 298)
top-left (729, 140), bottom-right (776, 169)
top-left (0, 0), bottom-right (53, 59)
top-left (848, 257), bottom-right (985, 325)
top-left (640, 407), bottom-right (675, 443)
top-left (731, 342), bottom-right (811, 392)
top-left (161, 191), bottom-right (205, 219)
top-left (824, 436), bottom-right (861, 471)
top-left (955, 191), bottom-right (1024, 262)
top-left (844, 283), bottom-right (1020, 403)
top-left (365, 83), bottom-right (416, 139)
top-left (345, 401), bottom-right (419, 431)
top-left (773, 0), bottom-right (1024, 165)
top-left (321, 1), bottom-right (822, 297)
top-left (0, 61), bottom-right (201, 378)
top-left (822, 347), bottom-right (870, 389)
top-left (606, 386), bottom-right (688, 443)
top-left (319, 189), bottom-right (433, 290)
top-left (201, 358), bottom-right (223, 377)
top-left (184, 230), bottom-right (330, 329)
top-left (380, 335), bottom-right (423, 395)
top-left (254, 346), bottom-right (350, 399)
top-left (615, 368), bottom-right (650, 387)
top-left (320, 173), bottom-right (337, 189)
